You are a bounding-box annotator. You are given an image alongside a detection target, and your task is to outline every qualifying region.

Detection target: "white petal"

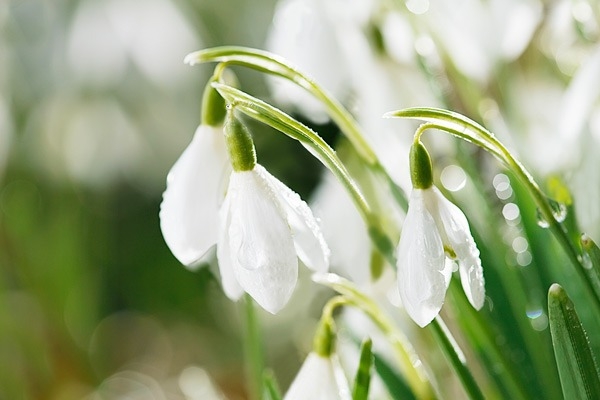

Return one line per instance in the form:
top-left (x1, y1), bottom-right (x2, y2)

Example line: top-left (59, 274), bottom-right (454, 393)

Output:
top-left (458, 254), bottom-right (485, 310)
top-left (216, 194), bottom-right (244, 301)
top-left (397, 190), bottom-right (450, 327)
top-left (225, 168), bottom-right (298, 314)
top-left (430, 186), bottom-right (485, 309)
top-left (255, 165), bottom-right (330, 272)
top-left (284, 353), bottom-right (351, 400)
top-left (159, 125), bottom-right (229, 267)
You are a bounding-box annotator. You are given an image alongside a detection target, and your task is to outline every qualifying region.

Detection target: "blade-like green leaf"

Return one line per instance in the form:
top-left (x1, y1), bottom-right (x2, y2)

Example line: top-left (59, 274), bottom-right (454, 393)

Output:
top-left (352, 338), bottom-right (373, 400)
top-left (581, 235), bottom-right (600, 301)
top-left (373, 352), bottom-right (417, 400)
top-left (548, 283), bottom-right (600, 399)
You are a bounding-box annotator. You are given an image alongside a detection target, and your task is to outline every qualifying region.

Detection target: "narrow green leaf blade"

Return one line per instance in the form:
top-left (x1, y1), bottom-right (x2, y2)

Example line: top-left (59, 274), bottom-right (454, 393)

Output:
top-left (548, 283), bottom-right (600, 399)
top-left (581, 235), bottom-right (600, 302)
top-left (352, 338), bottom-right (373, 400)
top-left (373, 353), bottom-right (417, 400)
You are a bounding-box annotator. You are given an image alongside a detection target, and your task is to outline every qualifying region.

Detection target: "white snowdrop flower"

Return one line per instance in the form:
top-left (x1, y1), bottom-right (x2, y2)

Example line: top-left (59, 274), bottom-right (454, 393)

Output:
top-left (218, 162), bottom-right (330, 313)
top-left (161, 108), bottom-right (329, 313)
top-left (284, 352), bottom-right (351, 400)
top-left (397, 142), bottom-right (485, 327)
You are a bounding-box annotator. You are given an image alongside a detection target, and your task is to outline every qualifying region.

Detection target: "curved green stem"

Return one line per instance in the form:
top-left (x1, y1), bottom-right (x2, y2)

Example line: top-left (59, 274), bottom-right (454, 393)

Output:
top-left (314, 296), bottom-right (350, 357)
top-left (185, 46), bottom-right (377, 164)
top-left (313, 273), bottom-right (435, 400)
top-left (187, 46), bottom-right (409, 210)
top-left (388, 107), bottom-right (600, 313)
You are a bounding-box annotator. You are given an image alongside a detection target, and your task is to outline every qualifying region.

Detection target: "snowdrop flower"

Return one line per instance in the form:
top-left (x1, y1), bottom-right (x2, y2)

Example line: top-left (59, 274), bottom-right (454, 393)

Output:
top-left (284, 352), bottom-right (351, 400)
top-left (217, 114), bottom-right (330, 313)
top-left (397, 142), bottom-right (485, 327)
top-left (161, 103), bottom-right (329, 313)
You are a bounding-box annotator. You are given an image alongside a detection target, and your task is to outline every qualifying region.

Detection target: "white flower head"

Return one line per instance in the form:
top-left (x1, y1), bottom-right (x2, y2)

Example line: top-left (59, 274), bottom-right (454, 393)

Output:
top-left (284, 352), bottom-right (351, 400)
top-left (160, 109), bottom-right (329, 314)
top-left (219, 164), bottom-right (330, 313)
top-left (396, 142), bottom-right (485, 327)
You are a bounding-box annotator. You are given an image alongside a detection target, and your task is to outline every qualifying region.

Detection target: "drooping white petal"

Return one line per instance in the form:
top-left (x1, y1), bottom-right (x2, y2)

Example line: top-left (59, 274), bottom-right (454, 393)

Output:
top-left (224, 167), bottom-right (298, 314)
top-left (430, 186), bottom-right (485, 309)
top-left (458, 254), bottom-right (485, 310)
top-left (159, 125), bottom-right (229, 267)
top-left (216, 194), bottom-right (244, 301)
top-left (284, 352), bottom-right (351, 400)
top-left (397, 190), bottom-right (450, 327)
top-left (256, 166), bottom-right (330, 273)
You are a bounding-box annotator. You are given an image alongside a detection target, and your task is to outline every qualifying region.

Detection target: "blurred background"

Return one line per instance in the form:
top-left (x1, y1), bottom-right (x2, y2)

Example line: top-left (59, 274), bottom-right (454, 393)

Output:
top-left (2, 0), bottom-right (600, 399)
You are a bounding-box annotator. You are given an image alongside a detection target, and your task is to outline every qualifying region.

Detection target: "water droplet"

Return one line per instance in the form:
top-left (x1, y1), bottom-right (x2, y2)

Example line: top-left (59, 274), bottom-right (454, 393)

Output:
top-left (512, 236), bottom-right (528, 253)
top-left (502, 203), bottom-right (520, 221)
top-left (493, 174), bottom-right (513, 200)
top-left (527, 307), bottom-right (548, 331)
top-left (441, 165), bottom-right (466, 192)
top-left (582, 252), bottom-right (593, 270)
top-left (406, 0), bottom-right (429, 15)
top-left (415, 36), bottom-right (434, 56)
top-left (496, 186), bottom-right (513, 200)
top-left (493, 173), bottom-right (509, 189)
top-left (516, 251), bottom-right (532, 267)
top-left (551, 199), bottom-right (568, 222)
top-left (536, 199), bottom-right (567, 228)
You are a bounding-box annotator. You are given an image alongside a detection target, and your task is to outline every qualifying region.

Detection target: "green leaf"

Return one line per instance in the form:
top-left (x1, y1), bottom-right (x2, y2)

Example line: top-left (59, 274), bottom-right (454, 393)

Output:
top-left (262, 370), bottom-right (283, 400)
top-left (373, 352), bottom-right (417, 400)
top-left (548, 283), bottom-right (600, 399)
top-left (352, 338), bottom-right (373, 400)
top-left (581, 235), bottom-right (600, 302)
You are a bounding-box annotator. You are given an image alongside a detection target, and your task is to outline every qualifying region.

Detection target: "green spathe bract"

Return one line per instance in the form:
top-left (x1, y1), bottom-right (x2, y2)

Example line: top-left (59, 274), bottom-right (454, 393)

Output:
top-left (224, 111), bottom-right (256, 172)
top-left (410, 141), bottom-right (433, 189)
top-left (201, 78), bottom-right (227, 127)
